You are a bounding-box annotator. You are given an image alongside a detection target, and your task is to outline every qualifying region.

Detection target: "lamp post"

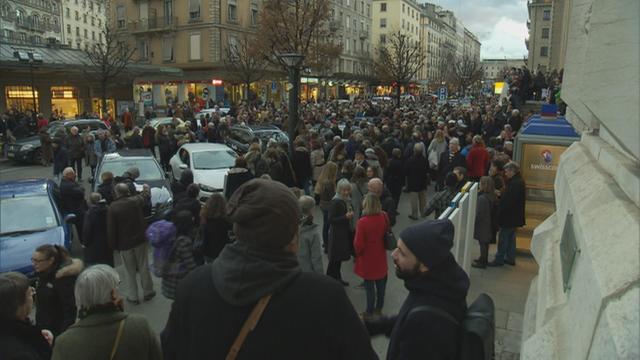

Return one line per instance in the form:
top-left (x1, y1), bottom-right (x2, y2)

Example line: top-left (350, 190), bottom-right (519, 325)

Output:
top-left (14, 51), bottom-right (43, 113)
top-left (277, 52), bottom-right (304, 154)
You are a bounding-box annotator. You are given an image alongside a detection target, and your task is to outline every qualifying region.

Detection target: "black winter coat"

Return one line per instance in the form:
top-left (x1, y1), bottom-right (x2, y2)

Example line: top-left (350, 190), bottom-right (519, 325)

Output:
top-left (498, 174), bottom-right (526, 228)
top-left (199, 217), bottom-right (232, 259)
top-left (65, 134), bottom-right (85, 159)
top-left (161, 264), bottom-right (376, 360)
top-left (58, 179), bottom-right (86, 216)
top-left (82, 202), bottom-right (113, 266)
top-left (96, 181), bottom-right (115, 204)
top-left (404, 154), bottom-right (429, 192)
top-left (291, 147), bottom-right (312, 185)
top-left (35, 259), bottom-right (83, 336)
top-left (53, 146), bottom-right (68, 175)
top-left (437, 150), bottom-right (466, 185)
top-left (366, 256), bottom-right (470, 360)
top-left (328, 198), bottom-right (353, 262)
top-left (0, 319), bottom-right (51, 360)
top-left (224, 168), bottom-right (253, 199)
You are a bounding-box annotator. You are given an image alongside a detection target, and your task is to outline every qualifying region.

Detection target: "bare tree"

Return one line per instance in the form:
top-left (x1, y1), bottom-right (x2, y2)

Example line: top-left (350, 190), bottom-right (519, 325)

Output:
top-left (449, 54), bottom-right (484, 97)
top-left (84, 25), bottom-right (136, 115)
top-left (373, 31), bottom-right (424, 108)
top-left (224, 34), bottom-right (269, 100)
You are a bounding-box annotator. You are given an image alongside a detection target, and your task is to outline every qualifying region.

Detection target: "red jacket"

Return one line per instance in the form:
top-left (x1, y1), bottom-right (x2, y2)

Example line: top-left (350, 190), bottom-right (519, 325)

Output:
top-left (353, 213), bottom-right (388, 280)
top-left (37, 117), bottom-right (49, 130)
top-left (466, 145), bottom-right (490, 178)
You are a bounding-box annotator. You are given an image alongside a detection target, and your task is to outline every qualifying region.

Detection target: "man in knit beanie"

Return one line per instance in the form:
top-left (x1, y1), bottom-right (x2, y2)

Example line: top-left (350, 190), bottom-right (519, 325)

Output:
top-left (365, 219), bottom-right (470, 359)
top-left (162, 179), bottom-right (376, 360)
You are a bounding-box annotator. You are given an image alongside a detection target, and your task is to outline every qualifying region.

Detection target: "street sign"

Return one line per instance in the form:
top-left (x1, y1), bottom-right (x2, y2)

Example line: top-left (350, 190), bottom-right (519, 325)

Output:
top-left (438, 87), bottom-right (448, 103)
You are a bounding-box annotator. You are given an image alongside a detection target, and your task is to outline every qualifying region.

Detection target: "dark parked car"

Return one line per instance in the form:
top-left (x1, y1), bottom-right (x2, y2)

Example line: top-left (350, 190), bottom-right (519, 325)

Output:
top-left (7, 119), bottom-right (106, 164)
top-left (92, 149), bottom-right (172, 221)
top-left (225, 124), bottom-right (289, 154)
top-left (0, 179), bottom-right (74, 276)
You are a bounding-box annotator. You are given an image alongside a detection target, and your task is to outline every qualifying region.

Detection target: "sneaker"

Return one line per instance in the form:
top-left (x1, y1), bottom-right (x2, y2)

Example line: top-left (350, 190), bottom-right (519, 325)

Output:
top-left (143, 291), bottom-right (156, 301)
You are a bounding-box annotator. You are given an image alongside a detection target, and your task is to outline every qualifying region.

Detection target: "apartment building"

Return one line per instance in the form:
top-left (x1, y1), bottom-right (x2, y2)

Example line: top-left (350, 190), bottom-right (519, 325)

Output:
top-left (329, 0), bottom-right (373, 78)
top-left (0, 0), bottom-right (63, 46)
top-left (371, 0), bottom-right (421, 50)
top-left (60, 0), bottom-right (107, 50)
top-left (110, 0), bottom-right (270, 108)
top-left (481, 58), bottom-right (527, 81)
top-left (527, 0), bottom-right (570, 73)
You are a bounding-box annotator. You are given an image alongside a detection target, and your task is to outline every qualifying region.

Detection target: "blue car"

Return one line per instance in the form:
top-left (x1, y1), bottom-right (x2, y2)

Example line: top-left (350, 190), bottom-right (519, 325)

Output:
top-left (0, 179), bottom-right (74, 276)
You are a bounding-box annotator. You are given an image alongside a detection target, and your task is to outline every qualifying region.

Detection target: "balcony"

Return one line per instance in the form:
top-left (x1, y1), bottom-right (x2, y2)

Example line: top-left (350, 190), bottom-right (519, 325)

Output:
top-left (130, 17), bottom-right (178, 33)
top-left (359, 30), bottom-right (368, 40)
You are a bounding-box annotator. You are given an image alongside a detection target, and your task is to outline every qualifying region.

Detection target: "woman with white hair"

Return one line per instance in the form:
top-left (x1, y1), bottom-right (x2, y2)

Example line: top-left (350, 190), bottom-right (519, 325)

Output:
top-left (297, 195), bottom-right (324, 273)
top-left (326, 178), bottom-right (354, 286)
top-left (52, 265), bottom-right (162, 360)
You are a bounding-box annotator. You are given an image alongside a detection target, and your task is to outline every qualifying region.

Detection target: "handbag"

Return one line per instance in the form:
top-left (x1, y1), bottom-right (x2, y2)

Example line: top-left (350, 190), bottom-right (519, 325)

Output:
top-left (226, 294), bottom-right (273, 360)
top-left (383, 213), bottom-right (397, 251)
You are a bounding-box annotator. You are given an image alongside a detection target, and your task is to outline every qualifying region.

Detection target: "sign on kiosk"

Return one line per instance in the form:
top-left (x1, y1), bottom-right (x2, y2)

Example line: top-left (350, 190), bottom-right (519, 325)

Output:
top-left (521, 144), bottom-right (569, 190)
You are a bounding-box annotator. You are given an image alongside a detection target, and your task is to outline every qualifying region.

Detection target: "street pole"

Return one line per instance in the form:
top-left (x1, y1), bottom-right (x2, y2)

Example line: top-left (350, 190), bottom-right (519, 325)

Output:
top-left (287, 66), bottom-right (300, 154)
top-left (29, 61), bottom-right (38, 113)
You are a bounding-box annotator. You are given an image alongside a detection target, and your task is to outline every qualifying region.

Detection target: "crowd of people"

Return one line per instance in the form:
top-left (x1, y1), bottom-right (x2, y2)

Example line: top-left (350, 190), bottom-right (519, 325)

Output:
top-left (0, 86), bottom-right (530, 359)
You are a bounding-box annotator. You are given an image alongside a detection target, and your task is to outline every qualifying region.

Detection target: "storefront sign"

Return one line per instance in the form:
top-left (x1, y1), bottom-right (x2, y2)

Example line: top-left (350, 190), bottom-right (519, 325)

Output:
top-left (211, 79), bottom-right (223, 85)
top-left (521, 143), bottom-right (569, 190)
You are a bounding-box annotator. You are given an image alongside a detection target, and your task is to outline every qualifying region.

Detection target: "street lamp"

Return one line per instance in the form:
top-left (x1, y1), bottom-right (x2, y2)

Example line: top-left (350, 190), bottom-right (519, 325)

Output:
top-left (277, 52), bottom-right (304, 153)
top-left (14, 50), bottom-right (43, 114)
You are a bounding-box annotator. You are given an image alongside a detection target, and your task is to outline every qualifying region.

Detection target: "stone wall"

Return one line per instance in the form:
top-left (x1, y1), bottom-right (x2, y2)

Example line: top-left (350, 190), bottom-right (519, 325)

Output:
top-left (521, 0), bottom-right (640, 358)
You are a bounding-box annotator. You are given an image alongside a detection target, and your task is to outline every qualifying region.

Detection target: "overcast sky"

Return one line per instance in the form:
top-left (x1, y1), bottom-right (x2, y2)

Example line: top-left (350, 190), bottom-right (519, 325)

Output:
top-left (424, 0), bottom-right (529, 60)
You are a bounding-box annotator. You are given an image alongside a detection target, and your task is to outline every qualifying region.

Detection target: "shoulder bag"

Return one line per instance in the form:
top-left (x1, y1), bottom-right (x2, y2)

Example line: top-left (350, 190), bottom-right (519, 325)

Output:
top-left (225, 293), bottom-right (273, 360)
top-left (383, 213), bottom-right (397, 251)
top-left (110, 317), bottom-right (127, 360)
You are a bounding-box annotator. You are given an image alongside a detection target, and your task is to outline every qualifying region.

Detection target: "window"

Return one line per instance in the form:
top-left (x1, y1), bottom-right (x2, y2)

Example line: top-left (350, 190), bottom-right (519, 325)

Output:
top-left (228, 0), bottom-right (237, 22)
top-left (83, 14), bottom-right (87, 23)
top-left (345, 0), bottom-right (350, 6)
top-left (541, 28), bottom-right (549, 39)
top-left (366, 4), bottom-right (370, 16)
top-left (346, 15), bottom-right (350, 28)
top-left (91, 17), bottom-right (94, 26)
top-left (380, 3), bottom-right (386, 11)
top-left (99, 32), bottom-right (102, 41)
top-left (402, 19), bottom-right (404, 29)
top-left (250, 4), bottom-right (258, 26)
top-left (345, 38), bottom-right (350, 51)
top-left (76, 26), bottom-right (80, 36)
top-left (138, 39), bottom-right (149, 60)
top-left (402, 4), bottom-right (405, 13)
top-left (543, 9), bottom-right (550, 20)
top-left (360, 1), bottom-right (364, 14)
top-left (116, 5), bottom-right (125, 28)
top-left (540, 46), bottom-right (548, 57)
top-left (380, 34), bottom-right (386, 44)
top-left (98, 19), bottom-right (101, 27)
top-left (89, 1), bottom-right (93, 10)
top-left (74, 10), bottom-right (79, 20)
top-left (163, 37), bottom-right (174, 61)
top-left (228, 35), bottom-right (238, 57)
top-left (380, 18), bottom-right (386, 28)
top-left (352, 39), bottom-right (356, 53)
top-left (67, 24), bottom-right (71, 33)
top-left (92, 31), bottom-right (95, 40)
top-left (65, 7), bottom-right (69, 17)
top-left (84, 29), bottom-right (88, 38)
top-left (189, 0), bottom-right (200, 20)
top-left (189, 32), bottom-right (201, 60)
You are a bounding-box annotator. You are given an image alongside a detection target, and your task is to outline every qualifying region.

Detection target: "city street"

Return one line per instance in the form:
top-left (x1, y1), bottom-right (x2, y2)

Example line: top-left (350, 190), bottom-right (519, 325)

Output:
top-left (0, 158), bottom-right (536, 359)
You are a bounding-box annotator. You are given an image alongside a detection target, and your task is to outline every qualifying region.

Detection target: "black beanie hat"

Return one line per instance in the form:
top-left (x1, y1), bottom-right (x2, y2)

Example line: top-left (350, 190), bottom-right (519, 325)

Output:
top-left (399, 219), bottom-right (455, 269)
top-left (227, 179), bottom-right (301, 251)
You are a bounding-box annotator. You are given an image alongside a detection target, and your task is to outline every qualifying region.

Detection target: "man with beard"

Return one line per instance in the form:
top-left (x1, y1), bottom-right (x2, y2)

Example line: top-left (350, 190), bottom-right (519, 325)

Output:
top-left (364, 219), bottom-right (470, 359)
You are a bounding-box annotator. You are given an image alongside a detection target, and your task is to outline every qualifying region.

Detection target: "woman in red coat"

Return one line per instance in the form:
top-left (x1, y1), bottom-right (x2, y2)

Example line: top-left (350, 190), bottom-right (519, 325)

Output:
top-left (353, 193), bottom-right (388, 319)
top-left (466, 135), bottom-right (490, 181)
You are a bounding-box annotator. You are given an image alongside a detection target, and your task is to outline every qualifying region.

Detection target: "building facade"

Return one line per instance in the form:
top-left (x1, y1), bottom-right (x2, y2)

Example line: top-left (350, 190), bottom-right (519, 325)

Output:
top-left (527, 0), bottom-right (569, 72)
top-left (371, 0), bottom-right (421, 53)
top-left (60, 0), bottom-right (107, 50)
top-left (0, 0), bottom-right (63, 46)
top-left (481, 58), bottom-right (528, 81)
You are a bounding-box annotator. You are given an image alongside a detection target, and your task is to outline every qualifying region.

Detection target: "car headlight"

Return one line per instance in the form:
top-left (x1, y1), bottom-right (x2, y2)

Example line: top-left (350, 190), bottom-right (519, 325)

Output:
top-left (21, 144), bottom-right (34, 151)
top-left (199, 184), bottom-right (217, 192)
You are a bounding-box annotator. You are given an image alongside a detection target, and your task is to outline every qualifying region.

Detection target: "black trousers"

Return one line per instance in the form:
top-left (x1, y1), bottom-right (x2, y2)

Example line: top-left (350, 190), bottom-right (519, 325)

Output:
top-left (326, 260), bottom-right (343, 280)
top-left (69, 157), bottom-right (83, 179)
top-left (478, 241), bottom-right (489, 264)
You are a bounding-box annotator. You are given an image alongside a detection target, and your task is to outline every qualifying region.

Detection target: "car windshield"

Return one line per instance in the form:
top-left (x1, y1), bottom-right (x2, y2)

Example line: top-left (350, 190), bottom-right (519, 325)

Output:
top-left (192, 150), bottom-right (236, 170)
top-left (97, 158), bottom-right (164, 184)
top-left (0, 196), bottom-right (58, 235)
top-left (231, 129), bottom-right (254, 143)
top-left (67, 122), bottom-right (105, 132)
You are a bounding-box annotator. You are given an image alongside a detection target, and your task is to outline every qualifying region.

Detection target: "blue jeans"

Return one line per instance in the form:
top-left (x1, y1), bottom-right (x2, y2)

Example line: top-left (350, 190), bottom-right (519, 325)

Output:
top-left (494, 227), bottom-right (517, 264)
top-left (363, 277), bottom-right (387, 314)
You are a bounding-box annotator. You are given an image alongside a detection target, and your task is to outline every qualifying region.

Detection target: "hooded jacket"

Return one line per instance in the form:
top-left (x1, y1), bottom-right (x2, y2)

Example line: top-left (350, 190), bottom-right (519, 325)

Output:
top-left (161, 241), bottom-right (376, 360)
top-left (82, 201), bottom-right (113, 266)
top-left (35, 258), bottom-right (84, 336)
top-left (297, 219), bottom-right (324, 273)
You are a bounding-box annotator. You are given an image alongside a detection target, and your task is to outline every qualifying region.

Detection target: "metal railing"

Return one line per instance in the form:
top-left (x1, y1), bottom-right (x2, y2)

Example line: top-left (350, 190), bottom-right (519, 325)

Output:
top-left (130, 17), bottom-right (178, 32)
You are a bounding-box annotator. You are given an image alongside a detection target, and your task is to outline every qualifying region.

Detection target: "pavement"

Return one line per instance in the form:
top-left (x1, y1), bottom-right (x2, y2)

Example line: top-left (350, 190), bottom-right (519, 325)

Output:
top-left (0, 160), bottom-right (538, 359)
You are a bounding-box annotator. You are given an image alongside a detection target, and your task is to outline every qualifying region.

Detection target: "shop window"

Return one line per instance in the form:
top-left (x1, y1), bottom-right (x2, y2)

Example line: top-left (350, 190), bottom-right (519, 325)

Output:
top-left (5, 86), bottom-right (39, 112)
top-left (190, 32), bottom-right (201, 60)
top-left (189, 0), bottom-right (200, 21)
top-left (51, 87), bottom-right (79, 117)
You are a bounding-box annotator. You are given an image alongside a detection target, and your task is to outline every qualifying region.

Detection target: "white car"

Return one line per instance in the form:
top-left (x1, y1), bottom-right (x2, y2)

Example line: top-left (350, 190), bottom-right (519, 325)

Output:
top-left (169, 143), bottom-right (237, 202)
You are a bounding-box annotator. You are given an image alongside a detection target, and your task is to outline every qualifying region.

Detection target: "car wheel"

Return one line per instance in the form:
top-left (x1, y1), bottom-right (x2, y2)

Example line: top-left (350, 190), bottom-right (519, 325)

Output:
top-left (32, 148), bottom-right (43, 165)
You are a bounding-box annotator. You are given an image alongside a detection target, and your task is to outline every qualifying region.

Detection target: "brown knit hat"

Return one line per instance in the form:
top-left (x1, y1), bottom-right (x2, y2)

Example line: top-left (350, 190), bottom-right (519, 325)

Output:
top-left (227, 179), bottom-right (301, 250)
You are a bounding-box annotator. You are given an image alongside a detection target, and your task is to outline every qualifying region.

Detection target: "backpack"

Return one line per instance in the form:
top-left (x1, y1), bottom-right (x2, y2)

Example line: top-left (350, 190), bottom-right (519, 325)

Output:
top-left (146, 220), bottom-right (178, 277)
top-left (409, 293), bottom-right (495, 360)
top-left (253, 154), bottom-right (270, 177)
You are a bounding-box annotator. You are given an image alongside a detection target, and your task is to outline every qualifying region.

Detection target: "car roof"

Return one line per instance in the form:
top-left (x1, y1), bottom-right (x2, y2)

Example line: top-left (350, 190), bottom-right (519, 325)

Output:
top-left (102, 149), bottom-right (155, 161)
top-left (151, 117), bottom-right (182, 121)
top-left (0, 179), bottom-right (51, 198)
top-left (249, 124), bottom-right (281, 131)
top-left (179, 143), bottom-right (234, 152)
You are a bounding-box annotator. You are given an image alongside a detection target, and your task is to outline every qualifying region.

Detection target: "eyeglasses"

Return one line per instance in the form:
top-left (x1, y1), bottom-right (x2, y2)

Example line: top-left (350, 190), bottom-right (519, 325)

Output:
top-left (31, 258), bottom-right (50, 264)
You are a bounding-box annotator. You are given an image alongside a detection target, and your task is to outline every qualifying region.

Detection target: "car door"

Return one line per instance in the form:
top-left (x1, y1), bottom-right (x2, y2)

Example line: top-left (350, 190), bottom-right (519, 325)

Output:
top-left (170, 147), bottom-right (190, 180)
